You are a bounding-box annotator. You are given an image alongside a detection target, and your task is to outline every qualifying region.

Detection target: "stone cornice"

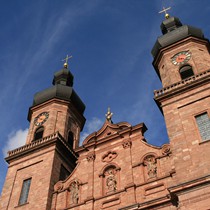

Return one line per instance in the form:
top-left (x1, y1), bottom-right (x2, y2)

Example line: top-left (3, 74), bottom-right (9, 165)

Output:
top-left (168, 174), bottom-right (210, 194)
top-left (118, 194), bottom-right (174, 210)
top-left (154, 69), bottom-right (210, 99)
top-left (5, 132), bottom-right (77, 163)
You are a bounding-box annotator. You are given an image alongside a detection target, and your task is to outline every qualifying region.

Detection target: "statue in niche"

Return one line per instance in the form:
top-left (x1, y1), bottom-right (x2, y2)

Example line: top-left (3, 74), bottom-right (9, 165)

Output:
top-left (105, 168), bottom-right (117, 193)
top-left (69, 181), bottom-right (79, 204)
top-left (144, 155), bottom-right (157, 178)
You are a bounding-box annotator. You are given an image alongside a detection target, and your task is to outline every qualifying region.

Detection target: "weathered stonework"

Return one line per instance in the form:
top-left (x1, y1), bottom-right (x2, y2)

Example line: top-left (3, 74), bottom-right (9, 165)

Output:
top-left (1, 15), bottom-right (210, 210)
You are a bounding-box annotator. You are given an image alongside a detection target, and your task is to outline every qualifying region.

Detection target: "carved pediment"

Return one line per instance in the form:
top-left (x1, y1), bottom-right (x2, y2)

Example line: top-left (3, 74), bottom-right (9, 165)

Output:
top-left (83, 120), bottom-right (131, 145)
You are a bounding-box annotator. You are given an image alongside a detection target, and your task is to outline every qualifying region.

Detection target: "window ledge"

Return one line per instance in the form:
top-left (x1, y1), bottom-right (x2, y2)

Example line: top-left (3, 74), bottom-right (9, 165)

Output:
top-left (199, 139), bottom-right (210, 145)
top-left (15, 202), bottom-right (29, 208)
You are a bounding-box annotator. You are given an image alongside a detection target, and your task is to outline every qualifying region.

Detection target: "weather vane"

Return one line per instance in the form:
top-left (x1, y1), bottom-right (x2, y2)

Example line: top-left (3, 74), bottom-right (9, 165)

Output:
top-left (159, 7), bottom-right (171, 19)
top-left (105, 107), bottom-right (113, 123)
top-left (62, 54), bottom-right (72, 69)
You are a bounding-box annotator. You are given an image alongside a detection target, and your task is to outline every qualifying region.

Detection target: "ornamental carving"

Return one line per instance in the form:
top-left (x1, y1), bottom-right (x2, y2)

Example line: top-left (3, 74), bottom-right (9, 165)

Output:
top-left (105, 167), bottom-right (117, 193)
top-left (102, 151), bottom-right (117, 162)
top-left (122, 139), bottom-right (132, 149)
top-left (69, 180), bottom-right (80, 205)
top-left (54, 181), bottom-right (64, 192)
top-left (99, 164), bottom-right (120, 195)
top-left (162, 144), bottom-right (171, 155)
top-left (86, 152), bottom-right (95, 162)
top-left (143, 155), bottom-right (157, 179)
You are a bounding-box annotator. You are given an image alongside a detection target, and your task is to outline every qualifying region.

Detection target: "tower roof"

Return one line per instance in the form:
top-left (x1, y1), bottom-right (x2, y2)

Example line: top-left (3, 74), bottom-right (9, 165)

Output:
top-left (53, 68), bottom-right (74, 87)
top-left (29, 66), bottom-right (85, 120)
top-left (151, 16), bottom-right (205, 58)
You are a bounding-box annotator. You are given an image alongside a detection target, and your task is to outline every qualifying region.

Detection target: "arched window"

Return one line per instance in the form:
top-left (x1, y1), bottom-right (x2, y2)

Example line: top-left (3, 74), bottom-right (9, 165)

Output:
top-left (179, 65), bottom-right (194, 80)
top-left (34, 126), bottom-right (44, 141)
top-left (68, 131), bottom-right (74, 147)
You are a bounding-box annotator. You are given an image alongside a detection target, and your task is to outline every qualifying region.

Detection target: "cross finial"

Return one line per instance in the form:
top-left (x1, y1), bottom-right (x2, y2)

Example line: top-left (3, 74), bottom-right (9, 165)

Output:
top-left (62, 54), bottom-right (72, 69)
top-left (105, 107), bottom-right (113, 123)
top-left (159, 7), bottom-right (171, 19)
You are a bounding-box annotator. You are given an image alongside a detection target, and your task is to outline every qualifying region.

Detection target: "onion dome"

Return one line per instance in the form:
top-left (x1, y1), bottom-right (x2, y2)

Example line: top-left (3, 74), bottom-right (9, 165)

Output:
top-left (151, 16), bottom-right (205, 58)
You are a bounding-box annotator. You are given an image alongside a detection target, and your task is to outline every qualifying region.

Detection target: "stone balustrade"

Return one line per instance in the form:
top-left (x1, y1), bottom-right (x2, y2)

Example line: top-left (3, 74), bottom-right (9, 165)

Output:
top-left (7, 132), bottom-right (76, 157)
top-left (154, 69), bottom-right (210, 97)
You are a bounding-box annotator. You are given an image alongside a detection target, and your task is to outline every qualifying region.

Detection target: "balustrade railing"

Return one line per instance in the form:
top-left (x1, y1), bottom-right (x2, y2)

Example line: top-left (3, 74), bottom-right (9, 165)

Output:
top-left (7, 131), bottom-right (75, 157)
top-left (154, 70), bottom-right (210, 97)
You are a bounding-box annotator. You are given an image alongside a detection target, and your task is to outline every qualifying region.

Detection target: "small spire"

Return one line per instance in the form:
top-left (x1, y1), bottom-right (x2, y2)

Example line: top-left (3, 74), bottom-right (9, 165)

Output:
top-left (159, 6), bottom-right (171, 19)
top-left (62, 54), bottom-right (72, 69)
top-left (105, 107), bottom-right (113, 123)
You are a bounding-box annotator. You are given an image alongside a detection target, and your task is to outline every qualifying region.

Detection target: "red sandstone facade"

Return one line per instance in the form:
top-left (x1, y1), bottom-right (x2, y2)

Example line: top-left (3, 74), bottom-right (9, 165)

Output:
top-left (1, 16), bottom-right (210, 210)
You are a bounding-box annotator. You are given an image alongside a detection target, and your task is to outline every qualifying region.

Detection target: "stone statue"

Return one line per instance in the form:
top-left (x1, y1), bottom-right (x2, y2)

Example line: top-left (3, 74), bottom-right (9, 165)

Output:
top-left (70, 181), bottom-right (79, 204)
top-left (144, 155), bottom-right (157, 178)
top-left (106, 169), bottom-right (117, 192)
top-left (105, 107), bottom-right (113, 123)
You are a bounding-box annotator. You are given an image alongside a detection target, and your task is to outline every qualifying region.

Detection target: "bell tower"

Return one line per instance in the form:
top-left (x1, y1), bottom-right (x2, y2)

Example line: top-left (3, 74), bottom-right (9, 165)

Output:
top-left (152, 13), bottom-right (210, 183)
top-left (0, 61), bottom-right (85, 210)
top-left (27, 61), bottom-right (85, 149)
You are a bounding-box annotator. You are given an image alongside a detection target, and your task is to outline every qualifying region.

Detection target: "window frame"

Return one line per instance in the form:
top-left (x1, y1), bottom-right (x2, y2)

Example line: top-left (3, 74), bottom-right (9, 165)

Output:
top-left (194, 110), bottom-right (210, 143)
top-left (18, 178), bottom-right (32, 206)
top-left (179, 64), bottom-right (194, 80)
top-left (33, 126), bottom-right (44, 141)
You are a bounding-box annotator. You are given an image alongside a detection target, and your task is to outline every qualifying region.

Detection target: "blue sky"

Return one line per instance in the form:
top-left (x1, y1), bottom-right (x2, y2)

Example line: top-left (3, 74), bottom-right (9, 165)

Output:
top-left (1, 0), bottom-right (210, 193)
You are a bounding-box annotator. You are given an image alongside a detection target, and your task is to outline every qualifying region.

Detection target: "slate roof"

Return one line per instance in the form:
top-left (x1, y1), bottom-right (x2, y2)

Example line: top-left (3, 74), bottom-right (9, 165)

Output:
top-left (151, 16), bottom-right (205, 58)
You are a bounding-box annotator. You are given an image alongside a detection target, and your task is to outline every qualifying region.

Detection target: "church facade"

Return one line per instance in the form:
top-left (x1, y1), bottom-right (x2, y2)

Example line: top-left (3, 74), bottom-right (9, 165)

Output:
top-left (1, 14), bottom-right (210, 210)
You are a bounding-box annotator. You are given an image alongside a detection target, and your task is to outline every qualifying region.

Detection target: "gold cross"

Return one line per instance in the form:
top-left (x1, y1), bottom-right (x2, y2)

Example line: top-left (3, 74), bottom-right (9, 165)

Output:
top-left (159, 7), bottom-right (171, 19)
top-left (62, 54), bottom-right (72, 68)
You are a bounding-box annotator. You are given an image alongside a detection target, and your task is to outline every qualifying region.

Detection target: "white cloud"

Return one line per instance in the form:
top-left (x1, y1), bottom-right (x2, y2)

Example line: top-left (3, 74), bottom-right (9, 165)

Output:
top-left (80, 117), bottom-right (103, 143)
top-left (2, 129), bottom-right (28, 157)
top-left (86, 117), bottom-right (103, 132)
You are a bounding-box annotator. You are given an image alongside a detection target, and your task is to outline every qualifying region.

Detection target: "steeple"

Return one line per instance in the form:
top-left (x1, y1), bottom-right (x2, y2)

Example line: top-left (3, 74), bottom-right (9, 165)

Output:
top-left (158, 6), bottom-right (171, 20)
top-left (151, 14), bottom-right (210, 90)
top-left (1, 60), bottom-right (86, 209)
top-left (30, 65), bottom-right (85, 121)
top-left (151, 13), bottom-right (210, 194)
top-left (26, 60), bottom-right (86, 151)
top-left (160, 16), bottom-right (182, 34)
top-left (152, 16), bottom-right (205, 60)
top-left (52, 55), bottom-right (74, 86)
top-left (53, 68), bottom-right (74, 87)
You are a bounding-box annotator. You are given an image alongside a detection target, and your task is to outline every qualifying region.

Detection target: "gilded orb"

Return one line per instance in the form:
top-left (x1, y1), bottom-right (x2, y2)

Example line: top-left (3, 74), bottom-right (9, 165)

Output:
top-left (165, 13), bottom-right (170, 19)
top-left (64, 62), bottom-right (68, 68)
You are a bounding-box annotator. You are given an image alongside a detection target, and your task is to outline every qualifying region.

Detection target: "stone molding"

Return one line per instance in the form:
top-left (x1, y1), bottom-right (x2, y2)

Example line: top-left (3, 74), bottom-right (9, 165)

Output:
top-left (54, 181), bottom-right (64, 192)
top-left (86, 152), bottom-right (95, 162)
top-left (154, 69), bottom-right (210, 97)
top-left (161, 144), bottom-right (171, 155)
top-left (122, 139), bottom-right (132, 149)
top-left (168, 174), bottom-right (210, 194)
top-left (99, 163), bottom-right (121, 178)
top-left (6, 131), bottom-right (77, 161)
top-left (118, 194), bottom-right (173, 210)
